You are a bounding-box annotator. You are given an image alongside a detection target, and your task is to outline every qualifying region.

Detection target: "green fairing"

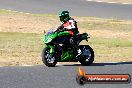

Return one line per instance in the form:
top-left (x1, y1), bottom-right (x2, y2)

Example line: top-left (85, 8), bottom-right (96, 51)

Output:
top-left (43, 30), bottom-right (74, 62)
top-left (43, 31), bottom-right (70, 44)
top-left (43, 32), bottom-right (57, 44)
top-left (57, 31), bottom-right (70, 36)
top-left (43, 32), bottom-right (58, 54)
top-left (59, 51), bottom-right (73, 61)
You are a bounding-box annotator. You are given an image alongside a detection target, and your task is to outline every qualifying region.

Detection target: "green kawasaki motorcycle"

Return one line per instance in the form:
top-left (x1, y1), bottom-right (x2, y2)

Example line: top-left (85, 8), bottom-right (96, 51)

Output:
top-left (42, 29), bottom-right (94, 67)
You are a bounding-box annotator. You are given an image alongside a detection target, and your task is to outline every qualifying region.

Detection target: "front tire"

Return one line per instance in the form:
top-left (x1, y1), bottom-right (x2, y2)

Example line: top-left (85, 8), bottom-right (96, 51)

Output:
top-left (42, 47), bottom-right (57, 67)
top-left (79, 45), bottom-right (94, 66)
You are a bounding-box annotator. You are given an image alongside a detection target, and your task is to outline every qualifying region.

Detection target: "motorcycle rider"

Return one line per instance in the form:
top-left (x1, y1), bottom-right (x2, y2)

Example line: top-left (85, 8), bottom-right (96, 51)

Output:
top-left (56, 11), bottom-right (81, 56)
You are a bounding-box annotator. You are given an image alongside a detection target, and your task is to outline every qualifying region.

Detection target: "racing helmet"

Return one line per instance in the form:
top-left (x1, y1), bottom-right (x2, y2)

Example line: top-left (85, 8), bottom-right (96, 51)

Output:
top-left (59, 11), bottom-right (70, 23)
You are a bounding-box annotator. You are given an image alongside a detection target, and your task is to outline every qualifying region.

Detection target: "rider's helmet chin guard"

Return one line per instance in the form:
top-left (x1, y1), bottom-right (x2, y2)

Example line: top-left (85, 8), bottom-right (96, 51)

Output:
top-left (59, 11), bottom-right (70, 23)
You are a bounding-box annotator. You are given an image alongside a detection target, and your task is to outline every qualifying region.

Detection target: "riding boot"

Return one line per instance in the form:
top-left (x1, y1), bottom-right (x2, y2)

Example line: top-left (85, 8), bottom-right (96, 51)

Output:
top-left (69, 37), bottom-right (82, 57)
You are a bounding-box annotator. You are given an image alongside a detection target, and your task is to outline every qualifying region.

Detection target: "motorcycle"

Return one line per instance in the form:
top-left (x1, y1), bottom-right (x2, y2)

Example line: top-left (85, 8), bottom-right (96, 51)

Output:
top-left (42, 29), bottom-right (94, 67)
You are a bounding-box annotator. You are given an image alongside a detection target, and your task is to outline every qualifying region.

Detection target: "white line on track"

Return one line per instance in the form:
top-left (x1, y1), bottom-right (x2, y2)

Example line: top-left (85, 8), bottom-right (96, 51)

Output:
top-left (1, 9), bottom-right (31, 14)
top-left (0, 62), bottom-right (125, 67)
top-left (22, 65), bottom-right (34, 66)
top-left (57, 62), bottom-right (123, 66)
top-left (86, 0), bottom-right (132, 4)
top-left (25, 13), bottom-right (30, 14)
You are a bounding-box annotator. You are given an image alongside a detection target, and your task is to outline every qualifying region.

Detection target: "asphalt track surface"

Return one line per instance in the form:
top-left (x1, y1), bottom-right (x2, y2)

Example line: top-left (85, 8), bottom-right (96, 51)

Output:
top-left (0, 0), bottom-right (132, 88)
top-left (0, 62), bottom-right (132, 88)
top-left (0, 0), bottom-right (132, 20)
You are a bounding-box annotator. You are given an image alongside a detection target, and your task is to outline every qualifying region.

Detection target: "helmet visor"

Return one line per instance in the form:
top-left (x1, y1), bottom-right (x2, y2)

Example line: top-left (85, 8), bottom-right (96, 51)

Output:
top-left (59, 16), bottom-right (65, 22)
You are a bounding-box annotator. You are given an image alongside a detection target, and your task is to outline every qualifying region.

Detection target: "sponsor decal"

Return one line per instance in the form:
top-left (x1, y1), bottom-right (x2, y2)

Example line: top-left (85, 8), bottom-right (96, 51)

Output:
top-left (76, 67), bottom-right (131, 85)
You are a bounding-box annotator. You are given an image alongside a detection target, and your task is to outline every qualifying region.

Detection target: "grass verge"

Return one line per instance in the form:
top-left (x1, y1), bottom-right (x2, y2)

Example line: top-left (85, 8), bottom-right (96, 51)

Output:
top-left (0, 9), bottom-right (132, 66)
top-left (0, 32), bottom-right (44, 66)
top-left (0, 32), bottom-right (132, 66)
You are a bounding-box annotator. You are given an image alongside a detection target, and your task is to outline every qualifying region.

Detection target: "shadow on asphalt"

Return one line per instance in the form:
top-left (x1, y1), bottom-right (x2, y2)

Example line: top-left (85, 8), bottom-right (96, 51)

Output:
top-left (61, 62), bottom-right (132, 66)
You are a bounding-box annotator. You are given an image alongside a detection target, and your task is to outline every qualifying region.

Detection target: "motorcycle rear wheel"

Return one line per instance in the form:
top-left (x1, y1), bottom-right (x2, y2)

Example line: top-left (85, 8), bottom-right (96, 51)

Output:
top-left (79, 45), bottom-right (94, 66)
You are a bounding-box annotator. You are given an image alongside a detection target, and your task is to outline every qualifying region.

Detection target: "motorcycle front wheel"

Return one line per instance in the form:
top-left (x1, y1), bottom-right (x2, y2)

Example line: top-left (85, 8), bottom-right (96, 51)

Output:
top-left (42, 47), bottom-right (57, 67)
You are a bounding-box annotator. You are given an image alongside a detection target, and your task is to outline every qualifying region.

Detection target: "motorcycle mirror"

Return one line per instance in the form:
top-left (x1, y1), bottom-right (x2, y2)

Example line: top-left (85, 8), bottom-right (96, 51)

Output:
top-left (43, 30), bottom-right (46, 34)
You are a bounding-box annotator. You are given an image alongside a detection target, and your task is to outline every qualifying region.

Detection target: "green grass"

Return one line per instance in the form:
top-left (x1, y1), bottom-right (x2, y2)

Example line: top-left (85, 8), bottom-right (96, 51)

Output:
top-left (1, 32), bottom-right (131, 55)
top-left (0, 32), bottom-right (44, 54)
top-left (0, 32), bottom-right (132, 66)
top-left (89, 37), bottom-right (132, 47)
top-left (0, 32), bottom-right (45, 66)
top-left (78, 20), bottom-right (132, 31)
top-left (0, 9), bottom-right (13, 14)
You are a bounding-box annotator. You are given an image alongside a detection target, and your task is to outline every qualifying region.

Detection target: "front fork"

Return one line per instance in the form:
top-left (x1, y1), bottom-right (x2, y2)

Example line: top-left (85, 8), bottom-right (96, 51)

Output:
top-left (47, 45), bottom-right (54, 55)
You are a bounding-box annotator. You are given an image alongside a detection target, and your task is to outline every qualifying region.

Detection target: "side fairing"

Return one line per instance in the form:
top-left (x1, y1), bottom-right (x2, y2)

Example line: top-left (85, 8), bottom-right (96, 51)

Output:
top-left (57, 31), bottom-right (70, 36)
top-left (43, 33), bottom-right (57, 43)
top-left (43, 31), bottom-right (70, 44)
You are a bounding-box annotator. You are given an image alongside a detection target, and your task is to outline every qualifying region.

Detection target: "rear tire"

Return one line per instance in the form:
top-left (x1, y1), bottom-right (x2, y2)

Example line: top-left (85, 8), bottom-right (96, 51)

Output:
top-left (42, 47), bottom-right (57, 67)
top-left (79, 45), bottom-right (94, 66)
